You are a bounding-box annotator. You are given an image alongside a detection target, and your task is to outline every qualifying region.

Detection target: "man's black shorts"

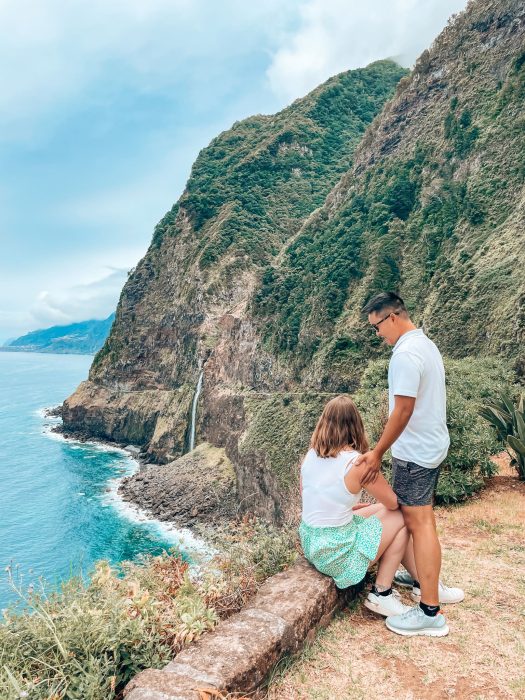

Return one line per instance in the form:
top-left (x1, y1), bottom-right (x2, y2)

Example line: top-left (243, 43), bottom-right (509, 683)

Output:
top-left (392, 457), bottom-right (440, 506)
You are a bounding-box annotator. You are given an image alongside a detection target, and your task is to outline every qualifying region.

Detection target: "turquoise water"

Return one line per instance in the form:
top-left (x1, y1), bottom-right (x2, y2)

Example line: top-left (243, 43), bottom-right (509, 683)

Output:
top-left (0, 352), bottom-right (190, 610)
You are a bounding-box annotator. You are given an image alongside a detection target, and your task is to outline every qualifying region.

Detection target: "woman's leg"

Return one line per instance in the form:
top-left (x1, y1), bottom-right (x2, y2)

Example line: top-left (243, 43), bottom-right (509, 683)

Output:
top-left (369, 508), bottom-right (409, 588)
top-left (401, 536), bottom-right (419, 581)
top-left (375, 526), bottom-right (409, 588)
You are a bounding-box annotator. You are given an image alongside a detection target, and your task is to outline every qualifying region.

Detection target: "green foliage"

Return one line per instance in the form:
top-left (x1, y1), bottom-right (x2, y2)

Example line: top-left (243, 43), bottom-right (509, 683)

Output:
top-left (0, 520), bottom-right (299, 700)
top-left (0, 562), bottom-right (176, 700)
top-left (200, 517), bottom-right (299, 584)
top-left (151, 204), bottom-right (180, 248)
top-left (353, 356), bottom-right (513, 504)
top-left (480, 392), bottom-right (525, 479)
top-left (443, 102), bottom-right (480, 158)
top-left (172, 60), bottom-right (407, 267)
top-left (253, 152), bottom-right (424, 361)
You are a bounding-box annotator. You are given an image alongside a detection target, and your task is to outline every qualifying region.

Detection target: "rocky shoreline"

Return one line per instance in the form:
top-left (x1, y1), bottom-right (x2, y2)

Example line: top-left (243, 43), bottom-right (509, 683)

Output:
top-left (47, 408), bottom-right (236, 530)
top-left (118, 443), bottom-right (238, 528)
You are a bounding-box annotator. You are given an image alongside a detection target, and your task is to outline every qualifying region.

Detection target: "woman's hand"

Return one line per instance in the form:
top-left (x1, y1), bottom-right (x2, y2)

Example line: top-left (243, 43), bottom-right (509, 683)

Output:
top-left (351, 502), bottom-right (370, 511)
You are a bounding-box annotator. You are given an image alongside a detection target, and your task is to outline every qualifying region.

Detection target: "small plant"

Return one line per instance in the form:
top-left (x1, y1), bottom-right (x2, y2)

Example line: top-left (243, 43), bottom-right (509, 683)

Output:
top-left (480, 393), bottom-right (525, 480)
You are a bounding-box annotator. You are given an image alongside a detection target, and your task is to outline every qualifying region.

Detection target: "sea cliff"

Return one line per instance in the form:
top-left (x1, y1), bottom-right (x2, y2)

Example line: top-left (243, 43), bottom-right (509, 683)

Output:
top-left (63, 0), bottom-right (525, 522)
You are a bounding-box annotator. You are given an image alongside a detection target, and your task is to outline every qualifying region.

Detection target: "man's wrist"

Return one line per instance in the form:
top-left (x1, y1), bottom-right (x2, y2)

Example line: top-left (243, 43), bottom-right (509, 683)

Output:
top-left (371, 447), bottom-right (384, 463)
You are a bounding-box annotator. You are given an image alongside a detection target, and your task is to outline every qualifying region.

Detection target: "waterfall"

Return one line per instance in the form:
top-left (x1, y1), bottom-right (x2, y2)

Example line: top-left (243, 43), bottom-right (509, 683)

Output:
top-left (188, 370), bottom-right (204, 452)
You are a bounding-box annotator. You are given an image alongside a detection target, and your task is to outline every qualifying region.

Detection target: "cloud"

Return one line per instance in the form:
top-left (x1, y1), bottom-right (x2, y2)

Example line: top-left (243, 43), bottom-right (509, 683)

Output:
top-left (266, 0), bottom-right (468, 103)
top-left (28, 269), bottom-right (128, 329)
top-left (0, 0), bottom-right (298, 142)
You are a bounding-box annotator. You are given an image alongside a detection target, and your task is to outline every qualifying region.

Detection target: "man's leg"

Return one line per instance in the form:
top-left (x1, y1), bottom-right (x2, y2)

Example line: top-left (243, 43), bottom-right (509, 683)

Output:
top-left (385, 462), bottom-right (448, 635)
top-left (400, 504), bottom-right (440, 606)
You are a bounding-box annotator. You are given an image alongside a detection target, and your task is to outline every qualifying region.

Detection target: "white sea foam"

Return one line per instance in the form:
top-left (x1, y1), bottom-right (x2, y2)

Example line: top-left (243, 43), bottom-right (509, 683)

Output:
top-left (38, 405), bottom-right (214, 564)
top-left (102, 477), bottom-right (214, 562)
top-left (36, 406), bottom-right (60, 420)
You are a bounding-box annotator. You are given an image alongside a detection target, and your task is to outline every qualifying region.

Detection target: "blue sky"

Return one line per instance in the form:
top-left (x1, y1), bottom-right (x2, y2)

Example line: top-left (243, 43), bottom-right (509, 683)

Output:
top-left (0, 0), bottom-right (467, 343)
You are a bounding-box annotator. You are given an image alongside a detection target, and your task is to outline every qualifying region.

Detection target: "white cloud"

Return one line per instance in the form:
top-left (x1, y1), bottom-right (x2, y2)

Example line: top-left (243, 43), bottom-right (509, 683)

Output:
top-left (28, 268), bottom-right (128, 329)
top-left (0, 0), bottom-right (297, 142)
top-left (266, 0), bottom-right (468, 103)
top-left (0, 248), bottom-right (147, 342)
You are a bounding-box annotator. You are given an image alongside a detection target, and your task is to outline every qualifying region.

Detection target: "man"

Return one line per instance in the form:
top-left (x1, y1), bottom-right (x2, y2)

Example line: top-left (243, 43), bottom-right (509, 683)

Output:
top-left (355, 292), bottom-right (463, 637)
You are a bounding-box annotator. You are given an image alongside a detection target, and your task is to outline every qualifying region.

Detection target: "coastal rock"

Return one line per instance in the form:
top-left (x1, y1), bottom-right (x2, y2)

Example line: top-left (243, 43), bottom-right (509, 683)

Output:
top-left (118, 443), bottom-right (237, 526)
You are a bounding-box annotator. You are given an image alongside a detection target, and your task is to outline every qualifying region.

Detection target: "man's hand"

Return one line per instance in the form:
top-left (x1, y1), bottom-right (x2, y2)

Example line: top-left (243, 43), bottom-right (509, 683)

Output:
top-left (354, 449), bottom-right (382, 485)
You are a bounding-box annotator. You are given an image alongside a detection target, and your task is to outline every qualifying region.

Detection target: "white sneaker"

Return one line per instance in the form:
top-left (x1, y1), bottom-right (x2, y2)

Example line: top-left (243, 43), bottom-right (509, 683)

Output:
top-left (386, 606), bottom-right (449, 637)
top-left (364, 589), bottom-right (412, 617)
top-left (411, 580), bottom-right (465, 604)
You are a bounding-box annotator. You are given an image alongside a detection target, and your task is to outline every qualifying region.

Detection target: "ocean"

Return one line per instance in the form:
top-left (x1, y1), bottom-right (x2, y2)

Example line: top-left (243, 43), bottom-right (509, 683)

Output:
top-left (0, 351), bottom-right (203, 610)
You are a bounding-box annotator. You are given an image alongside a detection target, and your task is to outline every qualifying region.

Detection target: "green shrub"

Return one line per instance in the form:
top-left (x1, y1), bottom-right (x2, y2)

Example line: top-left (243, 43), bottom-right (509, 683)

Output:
top-left (354, 356), bottom-right (512, 504)
top-left (480, 392), bottom-right (525, 479)
top-left (200, 516), bottom-right (299, 585)
top-left (0, 561), bottom-right (176, 700)
top-left (0, 517), bottom-right (299, 700)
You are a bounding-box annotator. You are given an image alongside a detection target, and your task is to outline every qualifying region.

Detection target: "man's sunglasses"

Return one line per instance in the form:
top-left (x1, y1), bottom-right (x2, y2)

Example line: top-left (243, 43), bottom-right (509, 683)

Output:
top-left (371, 311), bottom-right (399, 332)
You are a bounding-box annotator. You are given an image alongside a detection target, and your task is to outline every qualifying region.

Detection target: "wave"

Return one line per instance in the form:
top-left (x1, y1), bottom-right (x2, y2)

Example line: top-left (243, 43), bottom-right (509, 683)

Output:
top-left (101, 477), bottom-right (214, 561)
top-left (38, 406), bottom-right (214, 564)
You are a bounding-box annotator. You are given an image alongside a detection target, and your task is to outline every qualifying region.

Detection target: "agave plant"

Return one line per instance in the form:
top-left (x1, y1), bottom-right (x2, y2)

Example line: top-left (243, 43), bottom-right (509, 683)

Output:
top-left (480, 393), bottom-right (525, 480)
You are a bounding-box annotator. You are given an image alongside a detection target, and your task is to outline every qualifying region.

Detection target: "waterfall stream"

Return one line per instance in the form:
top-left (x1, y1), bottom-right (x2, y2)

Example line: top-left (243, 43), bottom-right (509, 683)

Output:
top-left (188, 370), bottom-right (204, 452)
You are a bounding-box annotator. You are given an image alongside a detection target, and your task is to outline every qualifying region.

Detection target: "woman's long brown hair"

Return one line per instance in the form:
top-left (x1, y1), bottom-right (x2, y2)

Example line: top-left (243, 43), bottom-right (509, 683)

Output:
top-left (310, 395), bottom-right (369, 457)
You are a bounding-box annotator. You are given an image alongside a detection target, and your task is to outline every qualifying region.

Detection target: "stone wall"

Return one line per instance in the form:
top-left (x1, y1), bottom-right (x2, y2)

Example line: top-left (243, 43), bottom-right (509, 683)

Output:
top-left (124, 558), bottom-right (354, 700)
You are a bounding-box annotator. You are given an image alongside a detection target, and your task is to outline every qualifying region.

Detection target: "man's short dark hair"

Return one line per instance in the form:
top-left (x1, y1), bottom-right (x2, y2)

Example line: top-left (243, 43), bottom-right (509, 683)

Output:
top-left (362, 292), bottom-right (408, 316)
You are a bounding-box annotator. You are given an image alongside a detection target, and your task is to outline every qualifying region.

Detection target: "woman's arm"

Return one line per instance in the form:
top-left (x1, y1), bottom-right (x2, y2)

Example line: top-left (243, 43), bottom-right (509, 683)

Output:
top-left (363, 473), bottom-right (398, 510)
top-left (345, 461), bottom-right (398, 510)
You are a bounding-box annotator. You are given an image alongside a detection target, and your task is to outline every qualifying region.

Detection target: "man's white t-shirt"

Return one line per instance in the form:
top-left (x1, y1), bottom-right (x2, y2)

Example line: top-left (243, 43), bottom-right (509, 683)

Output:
top-left (388, 329), bottom-right (450, 469)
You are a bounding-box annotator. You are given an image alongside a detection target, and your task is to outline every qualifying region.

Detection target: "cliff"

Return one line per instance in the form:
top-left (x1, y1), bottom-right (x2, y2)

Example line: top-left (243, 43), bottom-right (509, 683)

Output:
top-left (4, 314), bottom-right (115, 355)
top-left (64, 0), bottom-right (525, 523)
top-left (63, 61), bottom-right (405, 519)
top-left (254, 0), bottom-right (525, 387)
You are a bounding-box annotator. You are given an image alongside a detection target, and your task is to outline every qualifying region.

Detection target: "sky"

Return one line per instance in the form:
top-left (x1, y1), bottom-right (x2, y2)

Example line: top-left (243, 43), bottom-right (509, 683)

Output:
top-left (0, 0), bottom-right (468, 343)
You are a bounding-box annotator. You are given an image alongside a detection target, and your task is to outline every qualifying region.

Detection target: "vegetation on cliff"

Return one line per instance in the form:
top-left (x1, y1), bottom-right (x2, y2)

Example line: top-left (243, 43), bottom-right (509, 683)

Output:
top-left (153, 60), bottom-right (408, 265)
top-left (253, 0), bottom-right (525, 384)
top-left (0, 520), bottom-right (297, 700)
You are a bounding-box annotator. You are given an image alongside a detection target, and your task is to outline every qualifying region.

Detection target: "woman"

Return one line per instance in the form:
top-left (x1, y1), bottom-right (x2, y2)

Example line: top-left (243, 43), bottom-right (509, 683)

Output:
top-left (299, 394), bottom-right (413, 617)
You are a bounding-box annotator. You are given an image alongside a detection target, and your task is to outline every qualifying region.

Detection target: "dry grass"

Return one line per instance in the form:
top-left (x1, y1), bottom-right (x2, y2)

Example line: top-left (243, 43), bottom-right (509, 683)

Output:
top-left (266, 454), bottom-right (525, 700)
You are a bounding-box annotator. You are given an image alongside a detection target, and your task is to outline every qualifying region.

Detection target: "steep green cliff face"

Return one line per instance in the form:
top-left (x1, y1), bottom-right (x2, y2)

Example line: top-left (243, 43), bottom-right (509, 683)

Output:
top-left (87, 60), bottom-right (405, 399)
top-left (63, 0), bottom-right (524, 521)
top-left (154, 60), bottom-right (408, 266)
top-left (253, 0), bottom-right (525, 389)
top-left (63, 61), bottom-right (406, 474)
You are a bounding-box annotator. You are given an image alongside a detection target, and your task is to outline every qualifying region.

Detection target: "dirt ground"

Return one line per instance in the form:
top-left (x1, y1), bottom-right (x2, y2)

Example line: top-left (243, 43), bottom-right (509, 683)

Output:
top-left (266, 455), bottom-right (525, 700)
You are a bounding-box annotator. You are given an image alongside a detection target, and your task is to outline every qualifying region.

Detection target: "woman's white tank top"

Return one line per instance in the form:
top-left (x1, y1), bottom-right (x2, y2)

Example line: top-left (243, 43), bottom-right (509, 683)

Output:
top-left (301, 448), bottom-right (362, 527)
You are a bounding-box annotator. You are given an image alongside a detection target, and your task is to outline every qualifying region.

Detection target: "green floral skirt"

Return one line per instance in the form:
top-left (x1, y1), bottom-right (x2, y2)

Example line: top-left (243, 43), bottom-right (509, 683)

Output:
top-left (299, 515), bottom-right (383, 588)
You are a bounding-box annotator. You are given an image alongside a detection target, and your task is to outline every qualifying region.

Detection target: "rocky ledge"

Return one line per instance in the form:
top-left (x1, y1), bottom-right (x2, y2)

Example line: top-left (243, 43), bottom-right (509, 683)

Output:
top-left (118, 443), bottom-right (238, 527)
top-left (124, 557), bottom-right (354, 700)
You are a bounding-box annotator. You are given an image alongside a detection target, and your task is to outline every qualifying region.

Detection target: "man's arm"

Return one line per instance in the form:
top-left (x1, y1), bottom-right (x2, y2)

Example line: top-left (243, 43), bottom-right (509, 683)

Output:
top-left (354, 395), bottom-right (416, 485)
